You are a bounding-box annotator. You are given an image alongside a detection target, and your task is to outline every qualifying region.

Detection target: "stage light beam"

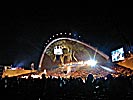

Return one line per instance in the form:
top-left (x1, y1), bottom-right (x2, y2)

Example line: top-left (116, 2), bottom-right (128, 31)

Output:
top-left (85, 59), bottom-right (97, 67)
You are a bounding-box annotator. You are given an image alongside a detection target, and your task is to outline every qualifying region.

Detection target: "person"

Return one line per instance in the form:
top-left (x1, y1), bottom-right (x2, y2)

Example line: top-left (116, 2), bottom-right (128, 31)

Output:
top-left (31, 62), bottom-right (34, 70)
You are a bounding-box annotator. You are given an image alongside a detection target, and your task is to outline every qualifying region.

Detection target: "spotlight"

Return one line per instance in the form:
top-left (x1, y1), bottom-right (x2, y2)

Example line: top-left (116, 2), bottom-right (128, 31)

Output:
top-left (85, 59), bottom-right (97, 67)
top-left (69, 33), bottom-right (71, 35)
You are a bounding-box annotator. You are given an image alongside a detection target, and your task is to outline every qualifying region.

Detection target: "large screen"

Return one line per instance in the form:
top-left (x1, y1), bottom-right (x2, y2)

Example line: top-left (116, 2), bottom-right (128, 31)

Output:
top-left (111, 47), bottom-right (125, 62)
top-left (54, 46), bottom-right (63, 55)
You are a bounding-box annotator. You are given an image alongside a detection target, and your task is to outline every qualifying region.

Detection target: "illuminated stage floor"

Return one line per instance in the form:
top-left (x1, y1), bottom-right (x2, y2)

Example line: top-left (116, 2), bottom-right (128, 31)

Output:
top-left (1, 63), bottom-right (120, 79)
top-left (2, 69), bottom-right (37, 78)
top-left (45, 64), bottom-right (115, 79)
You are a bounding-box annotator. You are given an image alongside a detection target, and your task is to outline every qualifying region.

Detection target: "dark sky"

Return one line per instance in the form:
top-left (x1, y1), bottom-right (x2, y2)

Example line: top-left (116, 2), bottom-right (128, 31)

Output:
top-left (0, 7), bottom-right (133, 68)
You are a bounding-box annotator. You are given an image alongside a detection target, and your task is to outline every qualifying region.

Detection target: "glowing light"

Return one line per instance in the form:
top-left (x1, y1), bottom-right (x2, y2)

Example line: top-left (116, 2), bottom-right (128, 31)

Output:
top-left (60, 33), bottom-right (62, 35)
top-left (56, 34), bottom-right (58, 36)
top-left (67, 66), bottom-right (71, 74)
top-left (78, 61), bottom-right (84, 64)
top-left (50, 38), bottom-right (52, 39)
top-left (43, 69), bottom-right (47, 74)
top-left (11, 68), bottom-right (16, 70)
top-left (100, 65), bottom-right (114, 72)
top-left (21, 76), bottom-right (28, 79)
top-left (85, 59), bottom-right (97, 67)
top-left (65, 32), bottom-right (67, 34)
top-left (69, 33), bottom-right (71, 35)
top-left (53, 35), bottom-right (54, 37)
top-left (31, 74), bottom-right (40, 78)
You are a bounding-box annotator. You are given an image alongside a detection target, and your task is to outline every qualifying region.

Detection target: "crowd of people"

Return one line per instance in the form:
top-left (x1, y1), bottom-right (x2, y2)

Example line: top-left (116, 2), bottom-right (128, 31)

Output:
top-left (0, 65), bottom-right (133, 100)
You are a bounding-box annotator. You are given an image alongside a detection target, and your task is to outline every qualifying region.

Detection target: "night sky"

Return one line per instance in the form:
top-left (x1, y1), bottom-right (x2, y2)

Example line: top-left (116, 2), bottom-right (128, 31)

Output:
top-left (0, 7), bottom-right (133, 68)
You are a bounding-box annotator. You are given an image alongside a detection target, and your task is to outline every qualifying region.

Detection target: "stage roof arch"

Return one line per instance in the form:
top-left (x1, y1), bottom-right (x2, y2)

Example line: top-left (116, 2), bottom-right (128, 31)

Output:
top-left (39, 37), bottom-right (109, 70)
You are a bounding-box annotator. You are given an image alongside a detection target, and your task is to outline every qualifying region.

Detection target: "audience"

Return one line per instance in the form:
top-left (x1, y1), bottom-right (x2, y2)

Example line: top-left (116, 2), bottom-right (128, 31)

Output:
top-left (1, 65), bottom-right (133, 100)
